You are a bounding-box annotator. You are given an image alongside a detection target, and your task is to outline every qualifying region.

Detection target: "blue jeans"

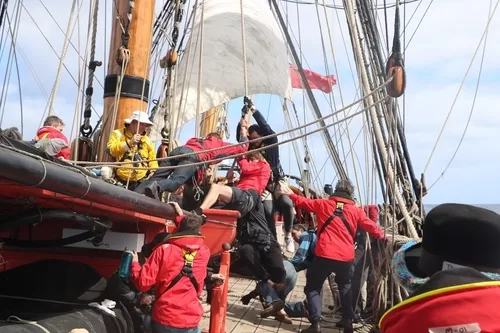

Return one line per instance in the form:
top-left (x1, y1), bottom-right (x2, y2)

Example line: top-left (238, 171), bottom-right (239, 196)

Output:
top-left (260, 260), bottom-right (298, 307)
top-left (284, 300), bottom-right (306, 318)
top-left (151, 321), bottom-right (200, 333)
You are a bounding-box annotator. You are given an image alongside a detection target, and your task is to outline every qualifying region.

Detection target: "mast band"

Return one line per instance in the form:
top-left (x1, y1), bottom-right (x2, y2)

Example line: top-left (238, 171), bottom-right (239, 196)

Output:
top-left (103, 74), bottom-right (150, 102)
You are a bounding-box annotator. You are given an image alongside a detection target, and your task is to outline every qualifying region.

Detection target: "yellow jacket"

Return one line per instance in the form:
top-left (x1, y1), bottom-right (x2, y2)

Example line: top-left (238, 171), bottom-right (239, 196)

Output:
top-left (107, 128), bottom-right (159, 182)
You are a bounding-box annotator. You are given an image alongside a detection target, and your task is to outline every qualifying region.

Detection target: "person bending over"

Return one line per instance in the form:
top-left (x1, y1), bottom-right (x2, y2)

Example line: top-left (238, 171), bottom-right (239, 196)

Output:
top-left (198, 151), bottom-right (270, 217)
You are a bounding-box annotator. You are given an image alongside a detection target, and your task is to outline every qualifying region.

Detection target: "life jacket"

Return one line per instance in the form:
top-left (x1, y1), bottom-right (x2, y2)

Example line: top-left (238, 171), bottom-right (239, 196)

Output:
top-left (162, 248), bottom-right (200, 294)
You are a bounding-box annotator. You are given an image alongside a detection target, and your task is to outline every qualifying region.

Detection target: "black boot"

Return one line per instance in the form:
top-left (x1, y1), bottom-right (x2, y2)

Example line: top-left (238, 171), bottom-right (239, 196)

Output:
top-left (336, 319), bottom-right (353, 333)
top-left (144, 181), bottom-right (161, 200)
top-left (300, 321), bottom-right (321, 333)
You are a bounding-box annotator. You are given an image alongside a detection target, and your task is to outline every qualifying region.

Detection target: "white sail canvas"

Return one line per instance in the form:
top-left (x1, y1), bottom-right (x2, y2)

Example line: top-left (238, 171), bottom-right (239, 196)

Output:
top-left (150, 0), bottom-right (292, 141)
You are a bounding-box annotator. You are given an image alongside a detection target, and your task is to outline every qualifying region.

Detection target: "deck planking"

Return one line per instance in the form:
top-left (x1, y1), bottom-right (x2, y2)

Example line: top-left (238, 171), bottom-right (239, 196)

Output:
top-left (200, 222), bottom-right (343, 332)
top-left (200, 272), bottom-right (343, 333)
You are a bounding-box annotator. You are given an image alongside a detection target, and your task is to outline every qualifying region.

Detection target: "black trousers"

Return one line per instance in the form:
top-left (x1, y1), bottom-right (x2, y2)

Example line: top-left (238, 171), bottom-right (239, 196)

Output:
top-left (239, 241), bottom-right (285, 284)
top-left (351, 247), bottom-right (366, 315)
top-left (262, 199), bottom-right (278, 240)
top-left (305, 256), bottom-right (354, 323)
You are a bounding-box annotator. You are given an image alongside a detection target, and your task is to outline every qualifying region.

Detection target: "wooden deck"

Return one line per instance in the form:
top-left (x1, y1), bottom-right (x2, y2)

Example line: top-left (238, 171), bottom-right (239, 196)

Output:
top-left (200, 271), bottom-right (344, 333)
top-left (200, 224), bottom-right (345, 332)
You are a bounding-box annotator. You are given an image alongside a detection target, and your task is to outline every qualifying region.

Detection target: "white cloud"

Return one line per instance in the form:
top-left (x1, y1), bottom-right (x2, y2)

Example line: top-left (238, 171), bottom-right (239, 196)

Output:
top-left (2, 0), bottom-right (499, 204)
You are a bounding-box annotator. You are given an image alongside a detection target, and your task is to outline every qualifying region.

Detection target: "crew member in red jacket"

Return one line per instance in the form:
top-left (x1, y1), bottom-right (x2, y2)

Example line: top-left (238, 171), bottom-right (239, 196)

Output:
top-left (141, 131), bottom-right (249, 200)
top-left (33, 115), bottom-right (71, 160)
top-left (277, 179), bottom-right (385, 333)
top-left (199, 151), bottom-right (271, 217)
top-left (129, 205), bottom-right (210, 333)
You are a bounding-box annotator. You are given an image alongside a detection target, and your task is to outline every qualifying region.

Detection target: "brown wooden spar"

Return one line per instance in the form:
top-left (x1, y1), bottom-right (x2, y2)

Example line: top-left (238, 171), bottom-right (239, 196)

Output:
top-left (97, 0), bottom-right (155, 162)
top-left (199, 106), bottom-right (223, 137)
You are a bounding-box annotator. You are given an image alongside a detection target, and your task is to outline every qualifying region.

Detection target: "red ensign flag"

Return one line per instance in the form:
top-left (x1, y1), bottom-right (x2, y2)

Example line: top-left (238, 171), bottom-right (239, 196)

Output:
top-left (289, 64), bottom-right (337, 94)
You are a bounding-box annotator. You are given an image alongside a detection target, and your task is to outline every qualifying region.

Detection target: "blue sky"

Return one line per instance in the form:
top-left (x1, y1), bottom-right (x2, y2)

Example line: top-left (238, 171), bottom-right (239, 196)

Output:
top-left (0, 0), bottom-right (499, 204)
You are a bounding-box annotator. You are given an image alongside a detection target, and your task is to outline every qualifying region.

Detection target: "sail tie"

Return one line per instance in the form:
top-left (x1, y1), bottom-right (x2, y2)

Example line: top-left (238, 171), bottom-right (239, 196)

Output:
top-left (46, 0), bottom-right (78, 116)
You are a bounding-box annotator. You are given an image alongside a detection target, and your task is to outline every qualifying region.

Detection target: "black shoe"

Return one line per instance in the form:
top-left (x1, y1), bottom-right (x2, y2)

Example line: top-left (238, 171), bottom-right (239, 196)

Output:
top-left (336, 319), bottom-right (353, 333)
top-left (144, 181), bottom-right (161, 200)
top-left (300, 321), bottom-right (321, 333)
top-left (260, 299), bottom-right (285, 318)
top-left (241, 288), bottom-right (259, 305)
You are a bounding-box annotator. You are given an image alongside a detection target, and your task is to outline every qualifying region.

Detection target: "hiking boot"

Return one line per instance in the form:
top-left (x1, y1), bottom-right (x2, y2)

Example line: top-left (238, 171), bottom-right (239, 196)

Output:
top-left (275, 312), bottom-right (292, 324)
top-left (260, 300), bottom-right (285, 318)
top-left (241, 289), bottom-right (259, 305)
top-left (300, 321), bottom-right (321, 333)
top-left (144, 181), bottom-right (161, 200)
top-left (285, 236), bottom-right (295, 253)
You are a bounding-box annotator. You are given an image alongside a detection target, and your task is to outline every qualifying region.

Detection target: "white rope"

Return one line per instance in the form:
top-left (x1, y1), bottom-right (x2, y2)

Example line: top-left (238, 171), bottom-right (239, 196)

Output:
top-left (240, 0), bottom-right (248, 95)
top-left (7, 316), bottom-right (50, 333)
top-left (195, 0), bottom-right (205, 138)
top-left (47, 0), bottom-right (78, 116)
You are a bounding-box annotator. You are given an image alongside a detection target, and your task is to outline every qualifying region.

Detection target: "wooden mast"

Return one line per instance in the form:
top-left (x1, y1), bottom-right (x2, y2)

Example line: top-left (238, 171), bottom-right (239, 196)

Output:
top-left (199, 106), bottom-right (223, 137)
top-left (97, 0), bottom-right (155, 162)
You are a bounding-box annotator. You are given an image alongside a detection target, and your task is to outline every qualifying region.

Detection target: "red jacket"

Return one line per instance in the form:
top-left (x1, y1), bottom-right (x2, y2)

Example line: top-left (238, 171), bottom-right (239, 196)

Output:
top-left (364, 205), bottom-right (379, 222)
top-left (236, 158), bottom-right (271, 195)
top-left (35, 126), bottom-right (71, 159)
top-left (130, 219), bottom-right (210, 328)
top-left (184, 136), bottom-right (248, 164)
top-left (380, 269), bottom-right (500, 332)
top-left (289, 194), bottom-right (384, 262)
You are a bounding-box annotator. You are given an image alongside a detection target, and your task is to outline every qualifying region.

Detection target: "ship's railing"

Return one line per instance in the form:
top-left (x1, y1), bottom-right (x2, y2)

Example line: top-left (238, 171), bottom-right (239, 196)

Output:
top-left (207, 243), bottom-right (231, 333)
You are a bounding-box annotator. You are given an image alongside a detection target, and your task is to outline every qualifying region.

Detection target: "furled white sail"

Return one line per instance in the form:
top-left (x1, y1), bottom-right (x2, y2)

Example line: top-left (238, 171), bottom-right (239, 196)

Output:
top-left (150, 0), bottom-right (292, 141)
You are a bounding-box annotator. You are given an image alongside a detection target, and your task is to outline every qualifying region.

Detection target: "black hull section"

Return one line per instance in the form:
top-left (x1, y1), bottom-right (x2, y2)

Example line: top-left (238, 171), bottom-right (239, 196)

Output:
top-left (0, 143), bottom-right (175, 220)
top-left (0, 306), bottom-right (133, 333)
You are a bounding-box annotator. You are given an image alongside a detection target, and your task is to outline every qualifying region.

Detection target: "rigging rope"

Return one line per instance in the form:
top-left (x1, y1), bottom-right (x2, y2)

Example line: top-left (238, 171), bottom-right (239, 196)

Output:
top-left (81, 0), bottom-right (101, 137)
top-left (426, 0), bottom-right (494, 191)
top-left (46, 0), bottom-right (78, 116)
top-left (81, 93), bottom-right (391, 171)
top-left (240, 0), bottom-right (248, 96)
top-left (75, 77), bottom-right (393, 166)
top-left (423, 0), bottom-right (499, 176)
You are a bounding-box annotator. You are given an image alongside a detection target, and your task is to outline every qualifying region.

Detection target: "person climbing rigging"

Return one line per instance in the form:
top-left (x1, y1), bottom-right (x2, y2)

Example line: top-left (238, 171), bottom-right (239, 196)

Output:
top-left (33, 115), bottom-right (71, 160)
top-left (198, 151), bottom-right (270, 217)
top-left (277, 179), bottom-right (385, 333)
top-left (129, 203), bottom-right (210, 333)
top-left (106, 111), bottom-right (158, 191)
top-left (236, 97), bottom-right (296, 252)
top-left (139, 115), bottom-right (250, 200)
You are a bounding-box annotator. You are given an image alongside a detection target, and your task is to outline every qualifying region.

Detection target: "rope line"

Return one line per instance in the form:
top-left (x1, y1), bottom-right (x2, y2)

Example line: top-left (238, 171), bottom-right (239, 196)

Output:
top-left (83, 95), bottom-right (390, 171)
top-left (46, 0), bottom-right (78, 116)
top-left (74, 77), bottom-right (393, 167)
top-left (422, 0), bottom-right (500, 176)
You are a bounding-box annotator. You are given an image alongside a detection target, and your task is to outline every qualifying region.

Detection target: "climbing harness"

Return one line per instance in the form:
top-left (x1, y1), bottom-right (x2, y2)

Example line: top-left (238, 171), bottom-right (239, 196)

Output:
top-left (163, 248), bottom-right (200, 293)
top-left (317, 202), bottom-right (356, 242)
top-left (385, 0), bottom-right (406, 98)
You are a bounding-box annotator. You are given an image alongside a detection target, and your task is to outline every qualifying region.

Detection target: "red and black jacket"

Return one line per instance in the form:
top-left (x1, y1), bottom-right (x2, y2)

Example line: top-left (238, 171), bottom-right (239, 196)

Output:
top-left (380, 267), bottom-right (500, 332)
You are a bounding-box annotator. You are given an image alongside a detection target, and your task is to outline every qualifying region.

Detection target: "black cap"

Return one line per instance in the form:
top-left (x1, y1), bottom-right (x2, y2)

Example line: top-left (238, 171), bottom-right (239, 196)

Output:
top-left (409, 203), bottom-right (500, 276)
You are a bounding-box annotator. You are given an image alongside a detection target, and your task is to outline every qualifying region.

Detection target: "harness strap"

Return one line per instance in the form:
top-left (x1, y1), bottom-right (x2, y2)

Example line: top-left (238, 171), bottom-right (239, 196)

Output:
top-left (162, 249), bottom-right (200, 295)
top-left (317, 202), bottom-right (355, 241)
